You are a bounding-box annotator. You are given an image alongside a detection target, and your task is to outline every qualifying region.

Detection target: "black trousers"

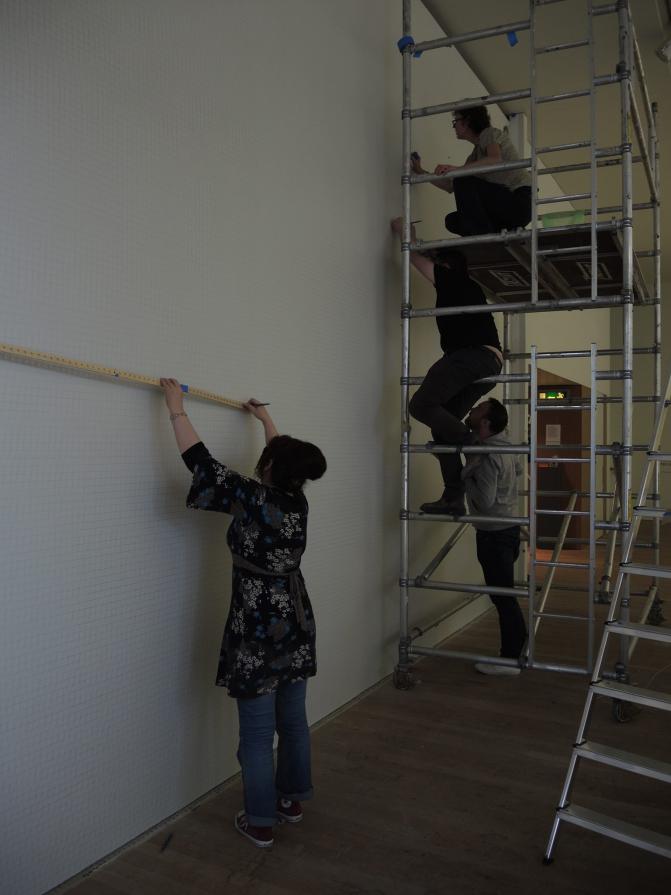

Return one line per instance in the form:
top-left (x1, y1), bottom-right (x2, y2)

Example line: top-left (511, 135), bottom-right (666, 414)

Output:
top-left (476, 526), bottom-right (527, 659)
top-left (447, 177), bottom-right (532, 236)
top-left (409, 347), bottom-right (501, 498)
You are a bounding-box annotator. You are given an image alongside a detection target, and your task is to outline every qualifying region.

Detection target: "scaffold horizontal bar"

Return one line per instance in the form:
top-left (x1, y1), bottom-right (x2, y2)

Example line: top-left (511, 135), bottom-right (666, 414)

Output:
top-left (536, 2), bottom-right (616, 16)
top-left (537, 74), bottom-right (621, 105)
top-left (408, 74), bottom-right (618, 120)
top-left (411, 218), bottom-right (619, 255)
top-left (411, 19), bottom-right (530, 54)
top-left (541, 154), bottom-right (643, 177)
top-left (537, 192), bottom-right (591, 206)
top-left (584, 201), bottom-right (656, 215)
top-left (407, 511), bottom-right (529, 525)
top-left (649, 452), bottom-right (671, 462)
top-left (412, 157), bottom-right (530, 185)
top-left (409, 645), bottom-right (523, 668)
top-left (537, 141), bottom-right (591, 154)
top-left (595, 370), bottom-right (626, 380)
top-left (409, 89), bottom-right (532, 120)
top-left (507, 397), bottom-right (661, 407)
top-left (407, 443), bottom-right (529, 455)
top-left (410, 579), bottom-right (526, 598)
top-left (533, 611), bottom-right (591, 621)
top-left (405, 373), bottom-right (529, 386)
top-left (536, 244), bottom-right (590, 257)
top-left (524, 490), bottom-right (615, 499)
top-left (407, 295), bottom-right (625, 319)
top-left (406, 443), bottom-right (645, 456)
top-left (536, 39), bottom-right (589, 55)
top-left (507, 346), bottom-right (657, 360)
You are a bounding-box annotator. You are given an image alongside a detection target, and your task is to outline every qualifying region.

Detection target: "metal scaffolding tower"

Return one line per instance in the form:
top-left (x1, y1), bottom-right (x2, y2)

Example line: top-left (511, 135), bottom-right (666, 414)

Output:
top-left (395, 0), bottom-right (662, 684)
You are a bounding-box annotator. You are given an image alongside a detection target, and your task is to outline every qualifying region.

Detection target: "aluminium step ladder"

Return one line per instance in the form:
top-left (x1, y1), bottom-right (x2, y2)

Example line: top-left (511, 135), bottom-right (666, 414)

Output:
top-left (544, 367), bottom-right (671, 863)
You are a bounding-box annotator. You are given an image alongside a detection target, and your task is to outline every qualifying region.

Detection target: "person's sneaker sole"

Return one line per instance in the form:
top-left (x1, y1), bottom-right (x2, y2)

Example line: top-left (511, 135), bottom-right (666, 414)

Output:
top-left (475, 662), bottom-right (521, 676)
top-left (277, 810), bottom-right (303, 824)
top-left (234, 811), bottom-right (274, 847)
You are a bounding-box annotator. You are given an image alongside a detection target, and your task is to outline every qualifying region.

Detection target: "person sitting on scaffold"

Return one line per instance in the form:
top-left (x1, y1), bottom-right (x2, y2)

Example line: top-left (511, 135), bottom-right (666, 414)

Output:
top-left (411, 105), bottom-right (532, 237)
top-left (391, 217), bottom-right (502, 515)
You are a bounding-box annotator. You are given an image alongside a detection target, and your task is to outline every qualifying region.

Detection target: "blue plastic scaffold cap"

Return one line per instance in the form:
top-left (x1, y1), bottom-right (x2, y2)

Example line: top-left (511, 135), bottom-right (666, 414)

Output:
top-left (507, 31), bottom-right (518, 47)
top-left (397, 35), bottom-right (423, 58)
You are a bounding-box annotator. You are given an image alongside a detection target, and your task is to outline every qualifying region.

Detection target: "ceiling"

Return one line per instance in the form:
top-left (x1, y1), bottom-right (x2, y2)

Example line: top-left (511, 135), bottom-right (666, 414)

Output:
top-left (422, 0), bottom-right (671, 295)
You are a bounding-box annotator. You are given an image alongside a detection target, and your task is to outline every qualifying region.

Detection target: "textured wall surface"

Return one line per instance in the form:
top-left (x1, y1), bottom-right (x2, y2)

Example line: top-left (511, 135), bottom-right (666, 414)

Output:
top-left (0, 2), bottom-right (581, 892)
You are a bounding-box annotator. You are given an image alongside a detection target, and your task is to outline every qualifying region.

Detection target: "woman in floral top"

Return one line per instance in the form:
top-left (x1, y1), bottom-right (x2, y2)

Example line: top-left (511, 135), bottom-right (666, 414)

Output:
top-left (161, 378), bottom-right (326, 849)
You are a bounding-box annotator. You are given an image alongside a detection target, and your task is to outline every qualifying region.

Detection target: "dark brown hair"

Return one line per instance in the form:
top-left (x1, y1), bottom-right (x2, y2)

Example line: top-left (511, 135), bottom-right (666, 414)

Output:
top-left (460, 105), bottom-right (491, 134)
top-left (255, 435), bottom-right (326, 493)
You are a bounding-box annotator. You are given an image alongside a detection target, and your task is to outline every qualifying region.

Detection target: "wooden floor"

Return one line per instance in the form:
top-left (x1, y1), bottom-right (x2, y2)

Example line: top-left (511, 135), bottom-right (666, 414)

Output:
top-left (64, 539), bottom-right (671, 895)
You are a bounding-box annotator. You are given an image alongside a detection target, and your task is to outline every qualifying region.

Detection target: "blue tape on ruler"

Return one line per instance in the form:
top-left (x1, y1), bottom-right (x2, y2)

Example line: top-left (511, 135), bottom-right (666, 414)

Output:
top-left (181, 384), bottom-right (189, 393)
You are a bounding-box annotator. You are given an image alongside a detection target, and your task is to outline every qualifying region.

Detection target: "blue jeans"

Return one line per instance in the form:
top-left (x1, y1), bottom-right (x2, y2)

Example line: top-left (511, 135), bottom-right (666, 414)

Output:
top-left (236, 679), bottom-right (313, 827)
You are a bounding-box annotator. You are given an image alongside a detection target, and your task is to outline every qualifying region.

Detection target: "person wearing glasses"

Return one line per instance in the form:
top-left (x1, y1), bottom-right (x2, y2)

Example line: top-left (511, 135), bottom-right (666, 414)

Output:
top-left (411, 105), bottom-right (532, 237)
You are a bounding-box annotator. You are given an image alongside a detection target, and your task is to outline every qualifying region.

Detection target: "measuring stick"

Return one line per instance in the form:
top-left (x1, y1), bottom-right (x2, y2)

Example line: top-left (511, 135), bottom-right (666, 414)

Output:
top-left (0, 341), bottom-right (244, 410)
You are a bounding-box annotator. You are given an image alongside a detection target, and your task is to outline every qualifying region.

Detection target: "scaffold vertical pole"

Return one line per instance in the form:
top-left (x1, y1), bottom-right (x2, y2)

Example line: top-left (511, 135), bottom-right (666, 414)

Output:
top-left (528, 0), bottom-right (539, 304)
top-left (651, 100), bottom-right (662, 590)
top-left (396, 0), bottom-right (413, 688)
top-left (617, 0), bottom-right (634, 676)
top-left (588, 343), bottom-right (598, 670)
top-left (527, 346), bottom-right (539, 665)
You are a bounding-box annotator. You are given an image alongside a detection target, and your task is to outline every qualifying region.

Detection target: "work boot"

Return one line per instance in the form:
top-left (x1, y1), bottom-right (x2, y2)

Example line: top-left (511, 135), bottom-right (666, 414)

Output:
top-left (419, 495), bottom-right (466, 516)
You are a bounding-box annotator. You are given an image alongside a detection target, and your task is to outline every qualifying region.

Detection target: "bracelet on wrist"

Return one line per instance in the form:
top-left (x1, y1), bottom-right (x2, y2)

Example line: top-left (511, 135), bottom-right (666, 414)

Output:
top-left (169, 411), bottom-right (188, 422)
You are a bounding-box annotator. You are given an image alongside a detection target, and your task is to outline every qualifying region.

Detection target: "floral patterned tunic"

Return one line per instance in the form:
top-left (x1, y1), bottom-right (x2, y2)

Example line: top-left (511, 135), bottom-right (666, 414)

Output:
top-left (181, 442), bottom-right (316, 699)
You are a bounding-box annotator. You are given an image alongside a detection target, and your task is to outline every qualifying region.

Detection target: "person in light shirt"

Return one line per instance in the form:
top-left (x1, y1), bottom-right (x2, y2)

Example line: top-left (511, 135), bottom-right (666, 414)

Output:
top-left (411, 105), bottom-right (532, 236)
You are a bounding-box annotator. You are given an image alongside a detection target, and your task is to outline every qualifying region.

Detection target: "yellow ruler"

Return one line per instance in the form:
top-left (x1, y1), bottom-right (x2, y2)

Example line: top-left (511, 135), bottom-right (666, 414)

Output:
top-left (0, 341), bottom-right (244, 410)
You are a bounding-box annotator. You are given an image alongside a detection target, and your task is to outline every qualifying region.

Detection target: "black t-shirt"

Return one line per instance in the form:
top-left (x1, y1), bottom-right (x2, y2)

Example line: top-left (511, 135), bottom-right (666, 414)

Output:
top-left (434, 264), bottom-right (501, 354)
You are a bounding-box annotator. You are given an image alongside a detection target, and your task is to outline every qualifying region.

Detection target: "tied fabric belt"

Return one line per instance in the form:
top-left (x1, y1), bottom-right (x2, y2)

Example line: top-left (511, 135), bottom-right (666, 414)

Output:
top-left (232, 554), bottom-right (309, 631)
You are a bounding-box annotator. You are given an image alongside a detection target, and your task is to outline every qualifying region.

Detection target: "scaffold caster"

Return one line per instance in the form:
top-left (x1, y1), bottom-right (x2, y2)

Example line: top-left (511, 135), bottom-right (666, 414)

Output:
top-left (612, 698), bottom-right (641, 723)
top-left (393, 666), bottom-right (415, 690)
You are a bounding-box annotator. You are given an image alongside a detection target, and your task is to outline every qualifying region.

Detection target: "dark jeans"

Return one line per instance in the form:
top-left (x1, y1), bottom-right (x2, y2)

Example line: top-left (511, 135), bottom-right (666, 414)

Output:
top-left (446, 177), bottom-right (532, 236)
top-left (409, 347), bottom-right (501, 499)
top-left (236, 679), bottom-right (313, 827)
top-left (476, 526), bottom-right (527, 659)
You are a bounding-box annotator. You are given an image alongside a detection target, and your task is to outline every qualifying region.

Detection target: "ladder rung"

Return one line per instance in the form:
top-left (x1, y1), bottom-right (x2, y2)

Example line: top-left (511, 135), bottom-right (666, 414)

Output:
top-left (556, 805), bottom-right (671, 859)
top-left (575, 741), bottom-right (671, 784)
top-left (535, 39), bottom-right (590, 55)
top-left (604, 621), bottom-right (671, 645)
top-left (591, 680), bottom-right (671, 713)
top-left (536, 245), bottom-right (591, 257)
top-left (633, 507), bottom-right (671, 519)
top-left (621, 562), bottom-right (671, 579)
top-left (648, 452), bottom-right (671, 461)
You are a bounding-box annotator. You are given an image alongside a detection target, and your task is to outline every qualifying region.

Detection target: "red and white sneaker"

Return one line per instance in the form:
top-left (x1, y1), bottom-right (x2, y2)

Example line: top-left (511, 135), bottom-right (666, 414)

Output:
top-left (234, 811), bottom-right (274, 847)
top-left (277, 798), bottom-right (303, 824)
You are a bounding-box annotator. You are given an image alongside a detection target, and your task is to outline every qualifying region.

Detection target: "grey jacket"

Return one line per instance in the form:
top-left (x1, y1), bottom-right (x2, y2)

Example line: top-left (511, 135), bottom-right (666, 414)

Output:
top-left (461, 433), bottom-right (522, 530)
